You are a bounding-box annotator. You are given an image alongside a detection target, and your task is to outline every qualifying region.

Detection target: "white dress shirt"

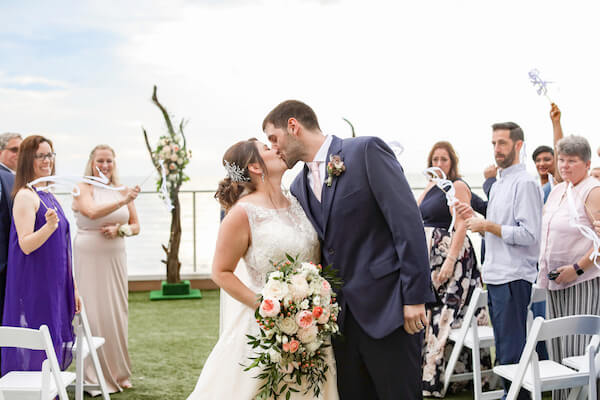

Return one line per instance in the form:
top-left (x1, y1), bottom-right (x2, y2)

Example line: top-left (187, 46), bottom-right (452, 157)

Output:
top-left (306, 135), bottom-right (332, 195)
top-left (482, 163), bottom-right (543, 285)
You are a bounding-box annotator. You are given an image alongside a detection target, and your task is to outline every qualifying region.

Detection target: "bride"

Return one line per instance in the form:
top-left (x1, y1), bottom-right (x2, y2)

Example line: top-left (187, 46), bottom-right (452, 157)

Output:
top-left (187, 138), bottom-right (338, 399)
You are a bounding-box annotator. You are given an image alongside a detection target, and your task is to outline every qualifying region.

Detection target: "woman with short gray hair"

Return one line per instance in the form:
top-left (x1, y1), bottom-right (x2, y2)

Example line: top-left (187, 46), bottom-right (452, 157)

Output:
top-left (537, 135), bottom-right (600, 400)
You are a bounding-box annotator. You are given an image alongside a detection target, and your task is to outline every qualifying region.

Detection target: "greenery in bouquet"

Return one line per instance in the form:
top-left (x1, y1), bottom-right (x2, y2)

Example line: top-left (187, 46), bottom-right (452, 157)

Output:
top-left (245, 255), bottom-right (342, 400)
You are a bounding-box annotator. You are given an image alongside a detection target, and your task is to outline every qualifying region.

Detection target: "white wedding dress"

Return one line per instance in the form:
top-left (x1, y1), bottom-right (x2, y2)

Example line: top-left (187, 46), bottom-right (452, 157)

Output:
top-left (187, 196), bottom-right (339, 400)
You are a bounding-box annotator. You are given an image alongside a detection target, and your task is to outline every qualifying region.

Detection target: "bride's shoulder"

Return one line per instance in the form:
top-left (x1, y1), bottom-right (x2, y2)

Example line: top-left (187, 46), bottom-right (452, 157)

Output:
top-left (221, 203), bottom-right (251, 228)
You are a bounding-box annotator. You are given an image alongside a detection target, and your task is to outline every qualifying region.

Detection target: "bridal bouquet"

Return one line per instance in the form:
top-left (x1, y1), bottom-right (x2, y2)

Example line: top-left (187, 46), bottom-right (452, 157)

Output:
top-left (245, 255), bottom-right (341, 400)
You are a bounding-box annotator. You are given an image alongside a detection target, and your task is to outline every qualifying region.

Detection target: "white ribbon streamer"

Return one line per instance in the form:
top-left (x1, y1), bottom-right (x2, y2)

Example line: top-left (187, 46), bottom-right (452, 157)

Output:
top-left (158, 160), bottom-right (174, 211)
top-left (547, 173), bottom-right (555, 190)
top-left (528, 68), bottom-right (553, 103)
top-left (387, 141), bottom-right (405, 159)
top-left (566, 182), bottom-right (600, 269)
top-left (423, 167), bottom-right (458, 234)
top-left (28, 167), bottom-right (124, 197)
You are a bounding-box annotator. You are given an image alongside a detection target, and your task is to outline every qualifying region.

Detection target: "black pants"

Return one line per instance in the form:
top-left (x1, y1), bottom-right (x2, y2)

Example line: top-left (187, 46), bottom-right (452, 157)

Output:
top-left (333, 310), bottom-right (423, 400)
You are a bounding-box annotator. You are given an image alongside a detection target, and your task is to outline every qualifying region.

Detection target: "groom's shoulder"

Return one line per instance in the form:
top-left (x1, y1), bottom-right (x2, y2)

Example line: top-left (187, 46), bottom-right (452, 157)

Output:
top-left (340, 135), bottom-right (388, 154)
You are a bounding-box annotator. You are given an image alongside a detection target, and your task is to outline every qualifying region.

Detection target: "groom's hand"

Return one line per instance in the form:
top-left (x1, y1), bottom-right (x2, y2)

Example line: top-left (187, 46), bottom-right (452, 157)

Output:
top-left (403, 304), bottom-right (427, 335)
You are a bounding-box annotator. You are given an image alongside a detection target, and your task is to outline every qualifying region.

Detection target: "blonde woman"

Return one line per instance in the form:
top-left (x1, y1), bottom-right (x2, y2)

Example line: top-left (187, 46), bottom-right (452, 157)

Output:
top-left (72, 144), bottom-right (140, 394)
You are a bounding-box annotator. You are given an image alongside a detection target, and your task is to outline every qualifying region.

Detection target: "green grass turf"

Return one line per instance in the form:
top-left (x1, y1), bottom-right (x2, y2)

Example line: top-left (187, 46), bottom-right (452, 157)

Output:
top-left (74, 290), bottom-right (552, 400)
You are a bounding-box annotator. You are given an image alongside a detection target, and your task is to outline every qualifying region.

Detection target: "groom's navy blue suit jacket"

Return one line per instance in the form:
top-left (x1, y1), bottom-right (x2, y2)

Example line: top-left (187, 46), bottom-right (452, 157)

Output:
top-left (291, 135), bottom-right (435, 339)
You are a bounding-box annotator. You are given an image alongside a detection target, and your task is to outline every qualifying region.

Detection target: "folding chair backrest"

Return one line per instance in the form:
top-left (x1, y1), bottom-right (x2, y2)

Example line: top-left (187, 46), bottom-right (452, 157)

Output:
top-left (0, 326), bottom-right (46, 350)
top-left (538, 315), bottom-right (600, 341)
top-left (529, 284), bottom-right (547, 305)
top-left (0, 325), bottom-right (70, 400)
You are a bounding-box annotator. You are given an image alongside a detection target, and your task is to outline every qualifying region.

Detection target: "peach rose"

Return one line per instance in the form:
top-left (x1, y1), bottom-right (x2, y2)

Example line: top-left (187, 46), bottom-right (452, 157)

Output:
top-left (259, 298), bottom-right (280, 318)
top-left (312, 306), bottom-right (324, 319)
top-left (317, 307), bottom-right (331, 324)
top-left (295, 310), bottom-right (315, 329)
top-left (283, 339), bottom-right (299, 353)
top-left (320, 279), bottom-right (332, 296)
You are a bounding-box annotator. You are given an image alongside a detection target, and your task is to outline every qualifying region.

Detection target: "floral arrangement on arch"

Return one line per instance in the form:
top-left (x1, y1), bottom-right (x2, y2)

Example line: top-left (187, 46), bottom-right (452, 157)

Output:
top-left (142, 85), bottom-right (192, 284)
top-left (245, 255), bottom-right (342, 400)
top-left (153, 135), bottom-right (192, 193)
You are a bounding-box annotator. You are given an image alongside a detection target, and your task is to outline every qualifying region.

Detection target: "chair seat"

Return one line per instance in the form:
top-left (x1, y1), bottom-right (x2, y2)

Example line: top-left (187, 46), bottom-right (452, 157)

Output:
top-left (562, 355), bottom-right (586, 371)
top-left (0, 371), bottom-right (76, 397)
top-left (494, 360), bottom-right (588, 391)
top-left (449, 326), bottom-right (495, 348)
top-left (72, 336), bottom-right (105, 359)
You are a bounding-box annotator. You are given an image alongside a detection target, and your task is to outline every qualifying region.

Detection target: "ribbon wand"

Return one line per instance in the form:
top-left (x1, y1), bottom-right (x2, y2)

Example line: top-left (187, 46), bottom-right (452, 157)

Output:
top-left (26, 184), bottom-right (54, 211)
top-left (528, 69), bottom-right (553, 104)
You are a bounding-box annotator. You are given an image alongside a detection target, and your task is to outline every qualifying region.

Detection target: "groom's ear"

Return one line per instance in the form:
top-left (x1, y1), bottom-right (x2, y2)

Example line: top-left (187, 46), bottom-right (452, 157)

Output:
top-left (287, 117), bottom-right (301, 137)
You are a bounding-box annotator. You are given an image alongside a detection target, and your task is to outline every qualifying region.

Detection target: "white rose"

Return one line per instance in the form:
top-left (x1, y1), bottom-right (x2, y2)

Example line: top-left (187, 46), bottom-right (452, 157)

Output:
top-left (301, 262), bottom-right (319, 275)
top-left (177, 157), bottom-right (184, 165)
top-left (304, 340), bottom-right (322, 354)
top-left (269, 271), bottom-right (283, 280)
top-left (268, 348), bottom-right (281, 363)
top-left (170, 154), bottom-right (178, 162)
top-left (300, 299), bottom-right (309, 310)
top-left (312, 295), bottom-right (321, 306)
top-left (262, 279), bottom-right (289, 300)
top-left (297, 325), bottom-right (318, 344)
top-left (278, 317), bottom-right (298, 336)
top-left (289, 274), bottom-right (310, 301)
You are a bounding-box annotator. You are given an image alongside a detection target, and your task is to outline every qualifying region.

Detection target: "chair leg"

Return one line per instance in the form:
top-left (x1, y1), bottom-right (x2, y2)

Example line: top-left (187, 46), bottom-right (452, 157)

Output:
top-left (443, 338), bottom-right (464, 393)
top-left (472, 341), bottom-right (482, 400)
top-left (75, 322), bottom-right (84, 400)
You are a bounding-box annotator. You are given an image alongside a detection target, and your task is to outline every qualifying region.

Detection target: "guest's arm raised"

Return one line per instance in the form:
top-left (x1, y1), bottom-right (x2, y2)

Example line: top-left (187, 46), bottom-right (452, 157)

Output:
top-left (211, 204), bottom-right (258, 309)
top-left (550, 103), bottom-right (564, 183)
top-left (13, 188), bottom-right (58, 255)
top-left (73, 182), bottom-right (139, 220)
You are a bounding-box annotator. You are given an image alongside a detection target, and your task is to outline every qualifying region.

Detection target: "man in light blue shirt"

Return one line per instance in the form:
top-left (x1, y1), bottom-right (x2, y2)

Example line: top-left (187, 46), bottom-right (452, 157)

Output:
top-left (465, 122), bottom-right (543, 400)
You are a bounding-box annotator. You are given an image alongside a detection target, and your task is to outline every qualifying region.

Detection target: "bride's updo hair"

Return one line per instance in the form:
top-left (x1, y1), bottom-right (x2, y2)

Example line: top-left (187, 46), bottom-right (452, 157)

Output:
top-left (215, 138), bottom-right (267, 211)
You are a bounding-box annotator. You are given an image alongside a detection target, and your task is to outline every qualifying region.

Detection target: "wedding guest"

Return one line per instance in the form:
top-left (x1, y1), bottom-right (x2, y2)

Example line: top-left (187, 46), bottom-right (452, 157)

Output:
top-left (532, 145), bottom-right (555, 201)
top-left (72, 144), bottom-right (140, 394)
top-left (464, 122), bottom-right (543, 400)
top-left (1, 135), bottom-right (80, 374)
top-left (0, 133), bottom-right (22, 174)
top-left (536, 135), bottom-right (600, 400)
top-left (591, 167), bottom-right (600, 180)
top-left (418, 141), bottom-right (490, 397)
top-left (0, 168), bottom-right (14, 327)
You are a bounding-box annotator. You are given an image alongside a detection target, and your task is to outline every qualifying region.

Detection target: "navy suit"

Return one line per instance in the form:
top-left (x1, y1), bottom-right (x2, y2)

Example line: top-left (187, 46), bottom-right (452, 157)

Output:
top-left (0, 169), bottom-right (15, 324)
top-left (291, 135), bottom-right (434, 399)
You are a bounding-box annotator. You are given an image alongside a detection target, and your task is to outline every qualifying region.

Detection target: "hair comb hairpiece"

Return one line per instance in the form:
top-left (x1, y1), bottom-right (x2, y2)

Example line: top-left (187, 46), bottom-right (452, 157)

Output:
top-left (224, 160), bottom-right (250, 182)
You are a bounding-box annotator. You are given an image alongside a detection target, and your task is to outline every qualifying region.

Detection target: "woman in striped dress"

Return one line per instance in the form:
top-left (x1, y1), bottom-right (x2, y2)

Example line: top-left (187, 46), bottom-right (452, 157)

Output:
top-left (537, 135), bottom-right (600, 400)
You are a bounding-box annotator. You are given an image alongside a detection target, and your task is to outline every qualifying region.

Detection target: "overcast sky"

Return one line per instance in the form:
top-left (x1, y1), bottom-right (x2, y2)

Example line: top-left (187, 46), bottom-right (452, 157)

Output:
top-left (2, 0), bottom-right (599, 189)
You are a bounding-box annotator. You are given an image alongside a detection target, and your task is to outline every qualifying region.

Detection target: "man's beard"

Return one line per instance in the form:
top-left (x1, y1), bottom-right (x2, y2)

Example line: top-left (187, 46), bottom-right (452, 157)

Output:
top-left (281, 134), bottom-right (305, 169)
top-left (496, 145), bottom-right (517, 169)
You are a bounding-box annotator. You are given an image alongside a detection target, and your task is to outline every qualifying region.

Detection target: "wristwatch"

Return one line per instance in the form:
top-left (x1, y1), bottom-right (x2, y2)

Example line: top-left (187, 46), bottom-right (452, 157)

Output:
top-left (573, 262), bottom-right (584, 276)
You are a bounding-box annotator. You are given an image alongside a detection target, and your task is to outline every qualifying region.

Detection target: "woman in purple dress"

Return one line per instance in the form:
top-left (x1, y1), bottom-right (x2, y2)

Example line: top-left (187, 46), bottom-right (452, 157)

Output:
top-left (1, 135), bottom-right (81, 375)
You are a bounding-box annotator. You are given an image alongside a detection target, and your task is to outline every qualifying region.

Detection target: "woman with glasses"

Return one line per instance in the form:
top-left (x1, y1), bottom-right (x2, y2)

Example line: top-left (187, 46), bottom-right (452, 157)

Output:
top-left (1, 135), bottom-right (81, 374)
top-left (72, 144), bottom-right (140, 394)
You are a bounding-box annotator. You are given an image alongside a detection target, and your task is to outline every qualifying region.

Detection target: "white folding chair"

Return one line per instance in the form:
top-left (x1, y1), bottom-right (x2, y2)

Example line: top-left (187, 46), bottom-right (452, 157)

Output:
top-left (494, 315), bottom-right (600, 400)
top-left (70, 298), bottom-right (111, 400)
top-left (0, 325), bottom-right (76, 400)
top-left (443, 287), bottom-right (503, 400)
top-left (526, 284), bottom-right (547, 332)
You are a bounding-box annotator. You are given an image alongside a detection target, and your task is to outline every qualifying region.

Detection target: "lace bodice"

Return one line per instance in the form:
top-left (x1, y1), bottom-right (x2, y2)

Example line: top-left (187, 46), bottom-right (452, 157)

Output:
top-left (238, 195), bottom-right (320, 288)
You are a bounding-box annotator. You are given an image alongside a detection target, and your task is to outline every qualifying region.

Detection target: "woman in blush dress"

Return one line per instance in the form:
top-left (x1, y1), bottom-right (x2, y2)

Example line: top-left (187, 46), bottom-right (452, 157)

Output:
top-left (418, 141), bottom-right (492, 397)
top-left (2, 135), bottom-right (81, 374)
top-left (72, 144), bottom-right (140, 394)
top-left (187, 138), bottom-right (338, 400)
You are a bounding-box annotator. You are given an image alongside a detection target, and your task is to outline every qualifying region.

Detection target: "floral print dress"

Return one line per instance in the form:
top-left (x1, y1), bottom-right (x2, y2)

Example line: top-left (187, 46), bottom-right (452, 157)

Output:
top-left (419, 183), bottom-right (494, 397)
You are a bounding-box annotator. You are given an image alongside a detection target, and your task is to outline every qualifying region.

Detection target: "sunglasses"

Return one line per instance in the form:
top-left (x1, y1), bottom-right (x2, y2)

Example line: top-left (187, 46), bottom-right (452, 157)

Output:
top-left (4, 146), bottom-right (19, 153)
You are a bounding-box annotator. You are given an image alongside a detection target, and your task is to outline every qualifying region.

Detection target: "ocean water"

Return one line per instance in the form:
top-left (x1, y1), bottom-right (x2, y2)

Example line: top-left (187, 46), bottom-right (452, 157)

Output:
top-left (55, 172), bottom-right (488, 279)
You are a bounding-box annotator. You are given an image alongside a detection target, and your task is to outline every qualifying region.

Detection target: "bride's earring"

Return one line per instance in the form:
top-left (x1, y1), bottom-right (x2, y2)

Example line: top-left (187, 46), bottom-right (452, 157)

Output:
top-left (261, 173), bottom-right (265, 183)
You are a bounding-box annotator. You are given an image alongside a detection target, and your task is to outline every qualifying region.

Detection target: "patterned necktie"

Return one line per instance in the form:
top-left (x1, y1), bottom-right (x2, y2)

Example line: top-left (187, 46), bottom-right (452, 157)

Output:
top-left (307, 162), bottom-right (322, 202)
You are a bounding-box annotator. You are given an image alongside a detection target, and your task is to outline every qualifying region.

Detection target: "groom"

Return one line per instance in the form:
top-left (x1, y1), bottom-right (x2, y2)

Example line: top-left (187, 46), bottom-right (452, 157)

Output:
top-left (264, 100), bottom-right (434, 399)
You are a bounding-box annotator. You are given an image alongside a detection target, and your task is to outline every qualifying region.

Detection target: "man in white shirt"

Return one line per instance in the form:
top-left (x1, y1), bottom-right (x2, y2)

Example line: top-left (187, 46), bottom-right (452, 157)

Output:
top-left (0, 133), bottom-right (22, 174)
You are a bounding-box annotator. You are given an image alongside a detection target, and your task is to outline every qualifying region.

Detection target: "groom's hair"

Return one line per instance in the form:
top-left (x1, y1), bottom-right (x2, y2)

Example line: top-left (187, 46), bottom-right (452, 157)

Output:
top-left (262, 100), bottom-right (321, 132)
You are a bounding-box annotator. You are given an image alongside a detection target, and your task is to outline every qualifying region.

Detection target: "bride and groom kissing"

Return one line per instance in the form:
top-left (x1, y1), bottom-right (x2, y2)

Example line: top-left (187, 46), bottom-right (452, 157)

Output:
top-left (187, 100), bottom-right (435, 400)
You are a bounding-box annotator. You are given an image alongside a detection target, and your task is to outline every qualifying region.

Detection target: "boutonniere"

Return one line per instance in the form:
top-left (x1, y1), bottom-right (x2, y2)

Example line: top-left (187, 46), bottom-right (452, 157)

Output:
top-left (326, 155), bottom-right (346, 187)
